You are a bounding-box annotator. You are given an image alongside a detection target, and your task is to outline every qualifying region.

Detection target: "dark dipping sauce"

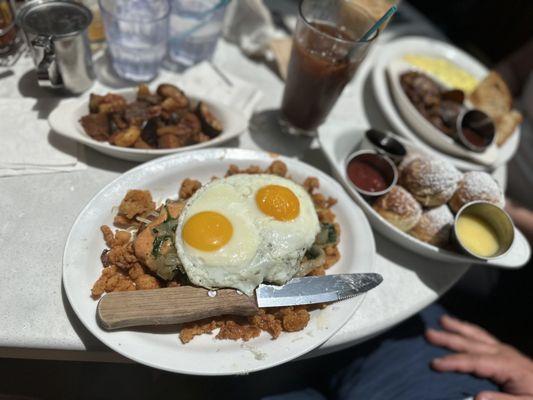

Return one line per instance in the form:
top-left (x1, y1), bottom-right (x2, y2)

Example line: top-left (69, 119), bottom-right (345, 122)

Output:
top-left (281, 22), bottom-right (368, 131)
top-left (462, 127), bottom-right (487, 147)
top-left (347, 158), bottom-right (388, 193)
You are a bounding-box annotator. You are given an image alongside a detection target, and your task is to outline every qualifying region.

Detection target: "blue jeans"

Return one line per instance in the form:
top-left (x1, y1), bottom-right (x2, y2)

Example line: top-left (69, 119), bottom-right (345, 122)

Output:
top-left (264, 303), bottom-right (498, 400)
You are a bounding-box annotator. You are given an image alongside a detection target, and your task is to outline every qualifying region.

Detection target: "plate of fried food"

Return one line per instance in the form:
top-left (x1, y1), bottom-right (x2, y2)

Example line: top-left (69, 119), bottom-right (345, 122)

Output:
top-left (319, 123), bottom-right (531, 269)
top-left (62, 148), bottom-right (376, 375)
top-left (49, 83), bottom-right (248, 162)
top-left (372, 36), bottom-right (522, 171)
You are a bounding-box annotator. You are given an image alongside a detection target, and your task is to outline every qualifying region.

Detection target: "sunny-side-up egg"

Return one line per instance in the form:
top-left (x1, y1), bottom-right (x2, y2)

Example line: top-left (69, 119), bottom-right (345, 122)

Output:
top-left (174, 174), bottom-right (321, 295)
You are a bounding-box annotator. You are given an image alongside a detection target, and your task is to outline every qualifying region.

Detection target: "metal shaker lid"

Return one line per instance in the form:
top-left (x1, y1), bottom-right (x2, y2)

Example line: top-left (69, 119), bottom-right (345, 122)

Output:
top-left (16, 0), bottom-right (92, 38)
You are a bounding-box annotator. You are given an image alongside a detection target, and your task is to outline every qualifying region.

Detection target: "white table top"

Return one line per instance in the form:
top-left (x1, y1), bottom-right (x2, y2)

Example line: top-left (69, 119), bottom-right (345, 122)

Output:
top-left (0, 5), bottom-right (475, 363)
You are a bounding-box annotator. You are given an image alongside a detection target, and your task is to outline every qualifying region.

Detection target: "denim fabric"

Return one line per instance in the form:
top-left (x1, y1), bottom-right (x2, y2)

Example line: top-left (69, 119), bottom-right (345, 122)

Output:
top-left (264, 303), bottom-right (499, 400)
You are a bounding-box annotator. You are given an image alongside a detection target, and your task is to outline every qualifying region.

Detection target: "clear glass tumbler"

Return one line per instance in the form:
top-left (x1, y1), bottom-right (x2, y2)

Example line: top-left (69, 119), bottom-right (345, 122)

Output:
top-left (168, 0), bottom-right (228, 68)
top-left (280, 0), bottom-right (378, 136)
top-left (99, 0), bottom-right (170, 82)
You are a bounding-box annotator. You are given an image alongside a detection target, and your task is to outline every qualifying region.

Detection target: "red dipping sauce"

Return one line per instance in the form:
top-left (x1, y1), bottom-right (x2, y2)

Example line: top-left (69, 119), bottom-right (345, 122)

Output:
top-left (347, 159), bottom-right (388, 193)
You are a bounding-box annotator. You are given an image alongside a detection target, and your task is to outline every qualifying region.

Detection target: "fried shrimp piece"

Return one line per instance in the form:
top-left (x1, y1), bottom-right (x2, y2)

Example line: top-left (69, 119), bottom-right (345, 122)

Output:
top-left (105, 273), bottom-right (136, 293)
top-left (118, 190), bottom-right (155, 220)
top-left (312, 193), bottom-right (337, 209)
top-left (128, 263), bottom-right (145, 280)
top-left (107, 242), bottom-right (138, 270)
top-left (266, 160), bottom-right (288, 177)
top-left (134, 274), bottom-right (160, 290)
top-left (303, 177), bottom-right (319, 193)
top-left (91, 265), bottom-right (135, 298)
top-left (101, 225), bottom-right (115, 248)
top-left (115, 230), bottom-right (131, 246)
top-left (113, 215), bottom-right (138, 229)
top-left (179, 178), bottom-right (202, 199)
top-left (101, 225), bottom-right (132, 248)
top-left (317, 208), bottom-right (336, 224)
top-left (324, 245), bottom-right (340, 269)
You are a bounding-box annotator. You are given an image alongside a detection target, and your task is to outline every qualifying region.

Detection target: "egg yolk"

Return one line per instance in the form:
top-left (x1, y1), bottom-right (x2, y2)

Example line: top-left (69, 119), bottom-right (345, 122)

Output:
top-left (182, 211), bottom-right (233, 252)
top-left (256, 185), bottom-right (300, 221)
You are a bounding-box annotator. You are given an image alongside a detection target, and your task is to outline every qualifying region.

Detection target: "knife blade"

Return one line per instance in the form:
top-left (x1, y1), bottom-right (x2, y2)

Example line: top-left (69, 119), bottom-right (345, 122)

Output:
top-left (97, 273), bottom-right (383, 330)
top-left (256, 273), bottom-right (383, 307)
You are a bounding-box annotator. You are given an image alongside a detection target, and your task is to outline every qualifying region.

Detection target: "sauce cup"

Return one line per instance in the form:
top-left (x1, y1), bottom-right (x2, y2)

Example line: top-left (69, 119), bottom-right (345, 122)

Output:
top-left (453, 201), bottom-right (514, 260)
top-left (361, 129), bottom-right (407, 164)
top-left (456, 109), bottom-right (496, 153)
top-left (345, 150), bottom-right (398, 198)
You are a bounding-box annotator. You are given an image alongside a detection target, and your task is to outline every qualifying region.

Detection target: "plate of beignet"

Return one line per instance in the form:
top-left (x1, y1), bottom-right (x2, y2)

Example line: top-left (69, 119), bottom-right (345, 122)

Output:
top-left (319, 123), bottom-right (531, 269)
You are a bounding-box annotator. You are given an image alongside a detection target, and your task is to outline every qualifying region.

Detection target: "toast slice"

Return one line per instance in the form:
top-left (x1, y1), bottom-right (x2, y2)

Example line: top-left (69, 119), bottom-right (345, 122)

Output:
top-left (470, 71), bottom-right (512, 118)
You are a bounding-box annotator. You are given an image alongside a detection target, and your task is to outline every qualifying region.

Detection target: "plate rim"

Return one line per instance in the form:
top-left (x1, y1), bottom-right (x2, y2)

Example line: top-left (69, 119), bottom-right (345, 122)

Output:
top-left (371, 35), bottom-right (521, 171)
top-left (62, 147), bottom-right (377, 375)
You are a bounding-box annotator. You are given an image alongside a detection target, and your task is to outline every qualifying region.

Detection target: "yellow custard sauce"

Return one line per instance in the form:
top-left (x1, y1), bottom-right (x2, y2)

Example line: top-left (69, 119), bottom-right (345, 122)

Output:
top-left (403, 55), bottom-right (479, 93)
top-left (456, 214), bottom-right (500, 257)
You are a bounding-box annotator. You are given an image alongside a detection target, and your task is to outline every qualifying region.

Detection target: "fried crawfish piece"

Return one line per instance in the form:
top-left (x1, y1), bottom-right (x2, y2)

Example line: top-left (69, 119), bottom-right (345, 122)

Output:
top-left (179, 178), bottom-right (202, 200)
top-left (91, 265), bottom-right (135, 299)
top-left (118, 190), bottom-right (156, 220)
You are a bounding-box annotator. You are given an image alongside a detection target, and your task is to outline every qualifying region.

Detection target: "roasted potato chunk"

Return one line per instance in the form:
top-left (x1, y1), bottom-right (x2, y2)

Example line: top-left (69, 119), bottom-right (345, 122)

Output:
top-left (110, 126), bottom-right (141, 147)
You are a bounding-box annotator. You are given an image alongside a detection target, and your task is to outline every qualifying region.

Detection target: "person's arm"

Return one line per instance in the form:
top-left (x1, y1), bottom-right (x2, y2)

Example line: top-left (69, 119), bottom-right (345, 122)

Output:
top-left (505, 198), bottom-right (533, 244)
top-left (426, 315), bottom-right (533, 400)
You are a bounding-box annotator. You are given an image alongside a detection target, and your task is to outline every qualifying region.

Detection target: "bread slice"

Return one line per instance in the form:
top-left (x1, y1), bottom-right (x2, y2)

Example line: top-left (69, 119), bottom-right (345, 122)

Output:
top-left (495, 109), bottom-right (523, 146)
top-left (470, 71), bottom-right (512, 118)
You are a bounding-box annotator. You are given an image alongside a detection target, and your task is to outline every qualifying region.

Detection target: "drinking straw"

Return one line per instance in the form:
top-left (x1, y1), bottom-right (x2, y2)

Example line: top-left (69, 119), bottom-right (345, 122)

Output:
top-left (175, 0), bottom-right (230, 39)
top-left (360, 4), bottom-right (397, 42)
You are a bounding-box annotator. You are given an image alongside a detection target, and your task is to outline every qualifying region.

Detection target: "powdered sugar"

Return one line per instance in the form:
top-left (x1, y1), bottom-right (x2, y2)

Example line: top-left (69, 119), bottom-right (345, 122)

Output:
top-left (458, 172), bottom-right (503, 204)
top-left (380, 186), bottom-right (421, 216)
top-left (421, 205), bottom-right (454, 232)
top-left (409, 158), bottom-right (461, 193)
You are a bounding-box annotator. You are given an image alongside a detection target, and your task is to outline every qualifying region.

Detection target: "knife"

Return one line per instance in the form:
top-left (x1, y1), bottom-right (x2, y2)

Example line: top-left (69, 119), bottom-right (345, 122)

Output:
top-left (97, 273), bottom-right (383, 330)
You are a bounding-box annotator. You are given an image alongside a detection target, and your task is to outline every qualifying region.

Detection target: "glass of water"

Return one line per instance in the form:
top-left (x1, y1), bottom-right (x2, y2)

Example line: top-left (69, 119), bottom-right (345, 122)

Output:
top-left (169, 0), bottom-right (228, 67)
top-left (99, 0), bottom-right (170, 82)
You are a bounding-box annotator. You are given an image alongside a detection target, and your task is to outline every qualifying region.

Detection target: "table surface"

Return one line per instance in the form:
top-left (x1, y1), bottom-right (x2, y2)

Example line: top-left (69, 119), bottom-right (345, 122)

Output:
top-left (0, 3), bottom-right (483, 363)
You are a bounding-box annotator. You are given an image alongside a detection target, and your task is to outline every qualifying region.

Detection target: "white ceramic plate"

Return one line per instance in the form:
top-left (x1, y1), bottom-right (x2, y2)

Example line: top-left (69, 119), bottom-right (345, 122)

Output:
top-left (318, 122), bottom-right (531, 269)
top-left (63, 148), bottom-right (376, 375)
top-left (372, 36), bottom-right (521, 171)
top-left (49, 89), bottom-right (248, 162)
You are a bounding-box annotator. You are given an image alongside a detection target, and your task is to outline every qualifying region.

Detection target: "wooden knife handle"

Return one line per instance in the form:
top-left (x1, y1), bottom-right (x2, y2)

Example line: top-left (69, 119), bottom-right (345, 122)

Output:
top-left (97, 286), bottom-right (259, 330)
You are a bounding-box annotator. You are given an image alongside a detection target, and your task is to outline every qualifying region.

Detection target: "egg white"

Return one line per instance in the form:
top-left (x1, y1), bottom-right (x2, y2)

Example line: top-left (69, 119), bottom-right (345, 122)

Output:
top-left (175, 174), bottom-right (321, 295)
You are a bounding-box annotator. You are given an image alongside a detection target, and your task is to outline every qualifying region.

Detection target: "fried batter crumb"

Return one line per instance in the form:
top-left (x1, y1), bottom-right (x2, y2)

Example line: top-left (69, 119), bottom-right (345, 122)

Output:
top-left (324, 246), bottom-right (340, 269)
top-left (118, 190), bottom-right (155, 220)
top-left (179, 178), bottom-right (202, 199)
top-left (217, 320), bottom-right (261, 341)
top-left (180, 320), bottom-right (218, 344)
top-left (279, 307), bottom-right (310, 332)
top-left (249, 310), bottom-right (283, 339)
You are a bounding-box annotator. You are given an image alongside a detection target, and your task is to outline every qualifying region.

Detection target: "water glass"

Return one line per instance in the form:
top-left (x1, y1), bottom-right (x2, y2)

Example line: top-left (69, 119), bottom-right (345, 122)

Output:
top-left (99, 0), bottom-right (170, 82)
top-left (169, 0), bottom-right (228, 67)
